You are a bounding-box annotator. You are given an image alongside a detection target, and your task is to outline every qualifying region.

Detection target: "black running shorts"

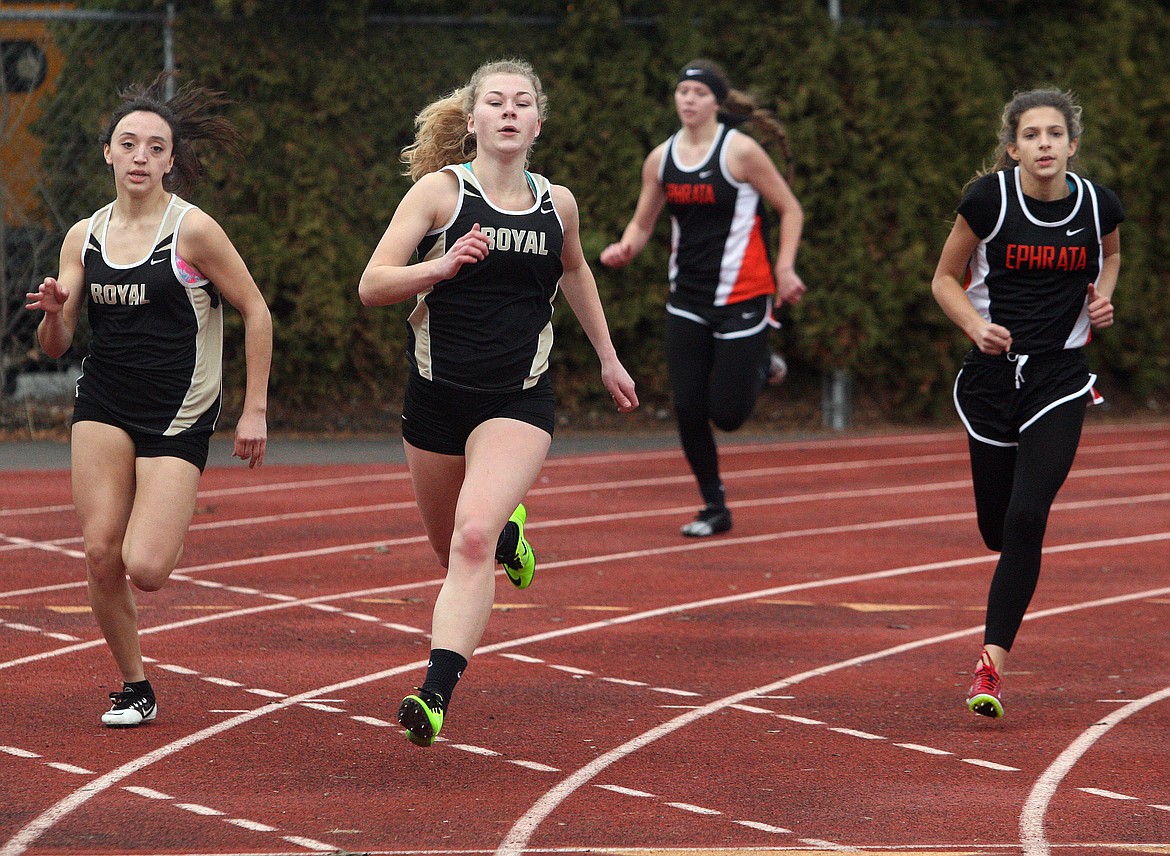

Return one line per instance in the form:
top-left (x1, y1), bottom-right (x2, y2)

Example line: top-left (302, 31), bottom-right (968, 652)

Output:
top-left (72, 392), bottom-right (212, 472)
top-left (401, 371), bottom-right (555, 456)
top-left (954, 348), bottom-right (1095, 447)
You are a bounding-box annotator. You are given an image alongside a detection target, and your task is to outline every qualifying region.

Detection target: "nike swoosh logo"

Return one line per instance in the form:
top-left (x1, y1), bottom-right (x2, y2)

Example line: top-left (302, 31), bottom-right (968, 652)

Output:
top-left (685, 69), bottom-right (702, 76)
top-left (540, 206), bottom-right (554, 214)
top-left (149, 256), bottom-right (168, 265)
top-left (699, 169), bottom-right (714, 179)
top-left (1066, 228), bottom-right (1085, 236)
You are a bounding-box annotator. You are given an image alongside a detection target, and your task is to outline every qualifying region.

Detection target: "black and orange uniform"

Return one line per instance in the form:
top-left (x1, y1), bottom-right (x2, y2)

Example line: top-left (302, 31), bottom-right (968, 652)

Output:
top-left (402, 163), bottom-right (564, 455)
top-left (952, 166), bottom-right (1124, 650)
top-left (659, 124), bottom-right (776, 509)
top-left (73, 195), bottom-right (223, 470)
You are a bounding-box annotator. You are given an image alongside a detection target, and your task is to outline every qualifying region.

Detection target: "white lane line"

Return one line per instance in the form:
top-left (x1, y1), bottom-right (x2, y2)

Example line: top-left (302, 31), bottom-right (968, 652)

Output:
top-left (776, 714), bottom-right (826, 726)
top-left (895, 743), bottom-right (953, 756)
top-left (44, 763), bottom-right (92, 775)
top-left (122, 786), bottom-right (171, 800)
top-left (509, 760), bottom-right (559, 773)
top-left (225, 818), bottom-right (277, 832)
top-left (595, 784), bottom-right (655, 798)
top-left (281, 834), bottom-right (337, 852)
top-left (175, 803), bottom-right (224, 816)
top-left (491, 579), bottom-right (1170, 856)
top-left (731, 704), bottom-right (774, 715)
top-left (6, 537), bottom-right (1170, 853)
top-left (201, 676), bottom-right (243, 687)
top-left (349, 716), bottom-right (393, 727)
top-left (962, 759), bottom-right (1020, 772)
top-left (0, 747), bottom-right (39, 759)
top-left (829, 727), bottom-right (884, 740)
top-left (1077, 787), bottom-right (1137, 800)
top-left (0, 578), bottom-right (444, 671)
top-left (450, 744), bottom-right (502, 758)
top-left (8, 466), bottom-right (1159, 574)
top-left (600, 677), bottom-right (648, 687)
top-left (734, 819), bottom-right (792, 834)
top-left (302, 702), bottom-right (344, 713)
top-left (1020, 684), bottom-right (1170, 856)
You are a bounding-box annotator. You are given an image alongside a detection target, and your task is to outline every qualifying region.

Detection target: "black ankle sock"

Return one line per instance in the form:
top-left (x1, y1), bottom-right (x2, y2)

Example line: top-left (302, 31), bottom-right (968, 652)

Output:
top-left (700, 484), bottom-right (727, 510)
top-left (698, 504), bottom-right (729, 521)
top-left (126, 679), bottom-right (154, 699)
top-left (495, 521), bottom-right (519, 563)
top-left (420, 649), bottom-right (467, 712)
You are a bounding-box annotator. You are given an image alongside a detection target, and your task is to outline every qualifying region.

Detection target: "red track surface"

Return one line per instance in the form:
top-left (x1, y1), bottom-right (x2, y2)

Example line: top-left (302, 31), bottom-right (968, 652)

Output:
top-left (2, 422), bottom-right (1168, 855)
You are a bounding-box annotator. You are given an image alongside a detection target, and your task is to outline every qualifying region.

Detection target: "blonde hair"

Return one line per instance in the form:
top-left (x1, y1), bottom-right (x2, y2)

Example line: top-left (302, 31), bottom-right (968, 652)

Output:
top-left (679, 59), bottom-right (795, 183)
top-left (400, 58), bottom-right (548, 181)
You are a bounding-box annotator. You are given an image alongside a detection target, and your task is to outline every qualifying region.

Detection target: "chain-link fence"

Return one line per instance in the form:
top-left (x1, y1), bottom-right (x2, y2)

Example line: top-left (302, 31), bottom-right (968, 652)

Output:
top-left (1, 6), bottom-right (170, 408)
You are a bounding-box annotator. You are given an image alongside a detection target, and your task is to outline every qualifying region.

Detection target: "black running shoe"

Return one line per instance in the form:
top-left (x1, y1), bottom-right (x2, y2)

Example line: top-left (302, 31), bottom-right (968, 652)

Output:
top-left (102, 683), bottom-right (157, 727)
top-left (680, 505), bottom-right (732, 537)
top-left (495, 504), bottom-right (535, 589)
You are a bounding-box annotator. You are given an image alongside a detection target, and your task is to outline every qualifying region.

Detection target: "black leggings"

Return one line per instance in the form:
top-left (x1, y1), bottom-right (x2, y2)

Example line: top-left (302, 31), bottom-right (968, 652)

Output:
top-left (969, 395), bottom-right (1087, 650)
top-left (665, 310), bottom-right (770, 507)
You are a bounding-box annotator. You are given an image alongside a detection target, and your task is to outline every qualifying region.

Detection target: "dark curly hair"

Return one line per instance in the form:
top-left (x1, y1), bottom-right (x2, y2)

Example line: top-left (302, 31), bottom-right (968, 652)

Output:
top-left (100, 72), bottom-right (241, 197)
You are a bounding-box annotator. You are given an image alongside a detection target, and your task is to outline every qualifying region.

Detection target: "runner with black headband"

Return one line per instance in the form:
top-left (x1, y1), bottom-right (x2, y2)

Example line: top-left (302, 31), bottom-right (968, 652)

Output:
top-left (602, 58), bottom-right (805, 537)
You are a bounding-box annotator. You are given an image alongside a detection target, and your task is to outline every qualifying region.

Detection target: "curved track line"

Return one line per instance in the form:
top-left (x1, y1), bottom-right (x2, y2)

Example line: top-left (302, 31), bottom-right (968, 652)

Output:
top-left (495, 581), bottom-right (1170, 856)
top-left (0, 577), bottom-right (440, 671)
top-left (6, 519), bottom-right (1170, 673)
top-left (1020, 685), bottom-right (1170, 856)
top-left (4, 431), bottom-right (1162, 520)
top-left (8, 539), bottom-right (1170, 855)
top-left (0, 657), bottom-right (425, 856)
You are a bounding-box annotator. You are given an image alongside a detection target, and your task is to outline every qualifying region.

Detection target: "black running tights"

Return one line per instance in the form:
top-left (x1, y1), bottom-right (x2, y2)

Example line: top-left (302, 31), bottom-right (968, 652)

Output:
top-left (968, 396), bottom-right (1088, 651)
top-left (665, 311), bottom-right (769, 507)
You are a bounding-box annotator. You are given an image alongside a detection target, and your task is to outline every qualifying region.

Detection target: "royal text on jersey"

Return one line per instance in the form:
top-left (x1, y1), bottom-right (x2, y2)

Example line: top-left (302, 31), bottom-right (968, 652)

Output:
top-left (481, 226), bottom-right (549, 255)
top-left (90, 282), bottom-right (151, 305)
top-left (1004, 243), bottom-right (1088, 271)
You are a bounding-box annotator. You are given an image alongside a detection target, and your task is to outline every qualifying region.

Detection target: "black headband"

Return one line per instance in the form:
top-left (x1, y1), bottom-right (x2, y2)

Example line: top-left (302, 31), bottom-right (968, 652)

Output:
top-left (677, 67), bottom-right (728, 104)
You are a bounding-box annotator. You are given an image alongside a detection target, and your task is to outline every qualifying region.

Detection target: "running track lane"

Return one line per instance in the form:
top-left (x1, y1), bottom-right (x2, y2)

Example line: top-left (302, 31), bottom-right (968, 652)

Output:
top-left (2, 423), bottom-right (1168, 853)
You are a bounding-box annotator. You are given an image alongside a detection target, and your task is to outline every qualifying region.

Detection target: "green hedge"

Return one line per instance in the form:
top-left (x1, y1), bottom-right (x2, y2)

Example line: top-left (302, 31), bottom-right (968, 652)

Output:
top-left (35, 0), bottom-right (1170, 427)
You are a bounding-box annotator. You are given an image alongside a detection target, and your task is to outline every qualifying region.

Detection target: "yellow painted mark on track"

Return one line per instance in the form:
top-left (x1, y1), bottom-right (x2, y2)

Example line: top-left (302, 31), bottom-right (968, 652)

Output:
top-left (840, 602), bottom-right (940, 612)
top-left (174, 605), bottom-right (239, 611)
top-left (46, 606), bottom-right (91, 614)
top-left (568, 605), bottom-right (633, 612)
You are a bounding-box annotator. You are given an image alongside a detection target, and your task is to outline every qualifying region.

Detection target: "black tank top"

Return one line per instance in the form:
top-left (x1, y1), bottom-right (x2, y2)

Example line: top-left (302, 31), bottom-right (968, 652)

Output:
top-left (958, 168), bottom-right (1124, 354)
top-left (78, 195), bottom-right (223, 434)
top-left (659, 124), bottom-right (775, 310)
top-left (411, 164), bottom-right (565, 392)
